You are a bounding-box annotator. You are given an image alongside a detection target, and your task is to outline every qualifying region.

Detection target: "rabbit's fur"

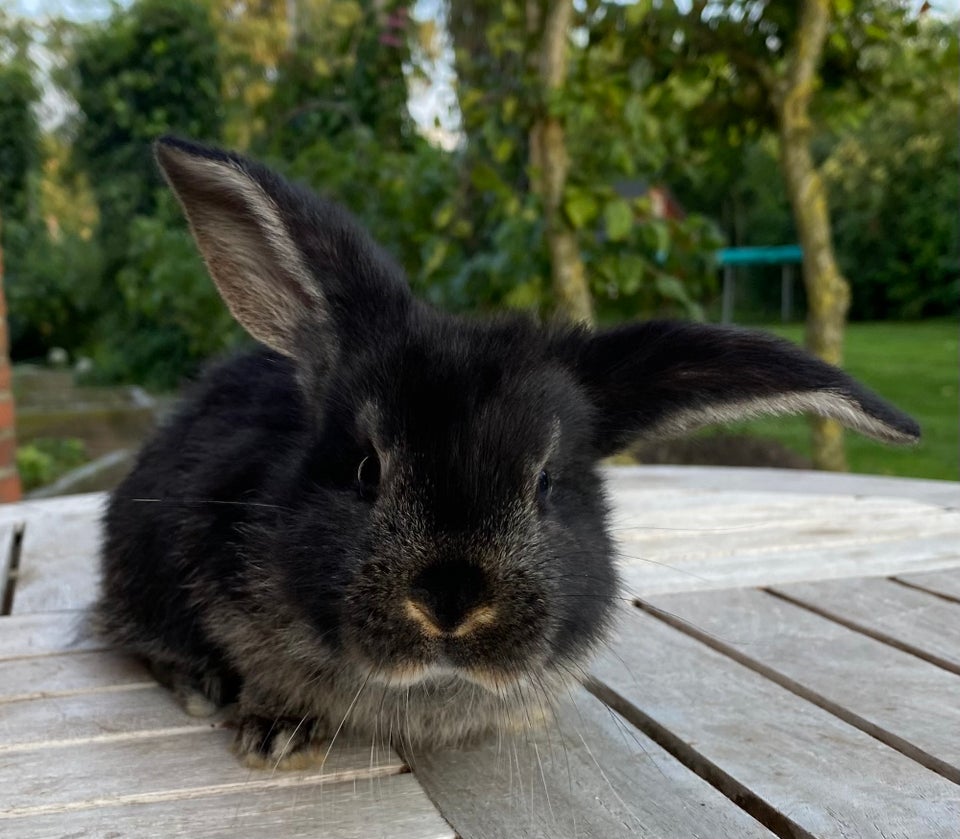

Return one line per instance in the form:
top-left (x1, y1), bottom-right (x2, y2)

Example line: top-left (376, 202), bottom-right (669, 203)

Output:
top-left (98, 136), bottom-right (919, 767)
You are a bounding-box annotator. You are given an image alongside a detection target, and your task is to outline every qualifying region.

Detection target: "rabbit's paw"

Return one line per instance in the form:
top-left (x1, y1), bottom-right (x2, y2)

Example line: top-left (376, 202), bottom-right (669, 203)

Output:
top-left (149, 660), bottom-right (240, 718)
top-left (233, 714), bottom-right (327, 769)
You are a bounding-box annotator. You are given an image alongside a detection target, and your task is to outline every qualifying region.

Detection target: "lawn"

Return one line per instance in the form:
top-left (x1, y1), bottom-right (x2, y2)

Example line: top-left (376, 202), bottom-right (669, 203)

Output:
top-left (714, 320), bottom-right (959, 481)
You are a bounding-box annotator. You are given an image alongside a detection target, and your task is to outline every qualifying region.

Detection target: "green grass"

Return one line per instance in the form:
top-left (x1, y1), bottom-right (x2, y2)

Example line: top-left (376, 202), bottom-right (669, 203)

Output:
top-left (715, 320), bottom-right (959, 481)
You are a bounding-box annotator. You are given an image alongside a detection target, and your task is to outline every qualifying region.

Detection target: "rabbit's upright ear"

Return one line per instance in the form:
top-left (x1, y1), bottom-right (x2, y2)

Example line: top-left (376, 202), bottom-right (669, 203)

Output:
top-left (568, 321), bottom-right (920, 457)
top-left (154, 136), bottom-right (410, 359)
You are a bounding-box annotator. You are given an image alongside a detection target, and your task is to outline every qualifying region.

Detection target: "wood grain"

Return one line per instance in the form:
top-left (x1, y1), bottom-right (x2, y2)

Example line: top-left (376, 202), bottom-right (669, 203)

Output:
top-left (0, 729), bottom-right (403, 818)
top-left (409, 685), bottom-right (775, 839)
top-left (0, 609), bottom-right (102, 660)
top-left (772, 576), bottom-right (960, 674)
top-left (0, 651), bottom-right (152, 703)
top-left (607, 486), bottom-right (960, 596)
top-left (589, 607), bottom-right (960, 838)
top-left (603, 465), bottom-right (960, 506)
top-left (0, 492), bottom-right (104, 528)
top-left (642, 586), bottom-right (960, 783)
top-left (0, 773), bottom-right (454, 839)
top-left (612, 496), bottom-right (959, 555)
top-left (621, 531), bottom-right (960, 597)
top-left (0, 685), bottom-right (216, 753)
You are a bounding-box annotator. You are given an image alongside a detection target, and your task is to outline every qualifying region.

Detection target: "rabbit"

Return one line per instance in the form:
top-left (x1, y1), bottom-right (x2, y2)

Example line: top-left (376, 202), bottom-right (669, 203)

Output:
top-left (97, 135), bottom-right (920, 768)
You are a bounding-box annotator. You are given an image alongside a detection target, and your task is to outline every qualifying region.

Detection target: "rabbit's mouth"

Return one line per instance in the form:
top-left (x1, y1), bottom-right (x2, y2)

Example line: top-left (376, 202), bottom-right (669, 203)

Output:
top-left (356, 651), bottom-right (565, 698)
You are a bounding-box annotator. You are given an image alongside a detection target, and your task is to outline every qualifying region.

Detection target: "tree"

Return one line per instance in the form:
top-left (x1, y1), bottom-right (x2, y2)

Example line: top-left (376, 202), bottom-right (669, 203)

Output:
top-left (527, 0), bottom-right (592, 323)
top-left (778, 0), bottom-right (850, 470)
top-left (256, 0), bottom-right (414, 158)
top-left (60, 0), bottom-right (225, 385)
top-left (0, 46), bottom-right (39, 222)
top-left (634, 0), bottom-right (924, 470)
top-left (445, 0), bottom-right (721, 323)
top-left (209, 0), bottom-right (412, 152)
top-left (0, 12), bottom-right (34, 500)
top-left (0, 214), bottom-right (23, 502)
top-left (823, 15), bottom-right (958, 320)
top-left (67, 0), bottom-right (223, 274)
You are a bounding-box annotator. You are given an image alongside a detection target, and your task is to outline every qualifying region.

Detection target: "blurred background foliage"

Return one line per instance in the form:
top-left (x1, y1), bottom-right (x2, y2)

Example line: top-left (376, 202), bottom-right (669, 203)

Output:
top-left (1, 0), bottom-right (956, 383)
top-left (0, 0), bottom-right (955, 477)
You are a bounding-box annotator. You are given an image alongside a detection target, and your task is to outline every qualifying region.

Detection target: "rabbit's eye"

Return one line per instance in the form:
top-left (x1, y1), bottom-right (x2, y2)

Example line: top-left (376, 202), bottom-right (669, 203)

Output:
top-left (537, 469), bottom-right (551, 502)
top-left (357, 454), bottom-right (381, 500)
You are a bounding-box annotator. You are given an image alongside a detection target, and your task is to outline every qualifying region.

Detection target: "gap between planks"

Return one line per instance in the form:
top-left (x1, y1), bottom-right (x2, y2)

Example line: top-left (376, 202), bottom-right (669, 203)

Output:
top-left (587, 607), bottom-right (960, 839)
top-left (766, 584), bottom-right (960, 677)
top-left (0, 521), bottom-right (24, 615)
top-left (890, 574), bottom-right (960, 605)
top-left (632, 594), bottom-right (960, 786)
top-left (583, 676), bottom-right (811, 839)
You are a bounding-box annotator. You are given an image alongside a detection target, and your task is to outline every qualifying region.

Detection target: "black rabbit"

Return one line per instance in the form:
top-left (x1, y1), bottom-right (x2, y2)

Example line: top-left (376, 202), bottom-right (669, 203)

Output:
top-left (97, 136), bottom-right (920, 767)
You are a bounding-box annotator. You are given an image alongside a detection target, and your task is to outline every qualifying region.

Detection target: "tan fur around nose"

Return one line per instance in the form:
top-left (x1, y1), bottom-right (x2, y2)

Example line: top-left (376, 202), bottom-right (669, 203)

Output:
top-left (403, 599), bottom-right (499, 639)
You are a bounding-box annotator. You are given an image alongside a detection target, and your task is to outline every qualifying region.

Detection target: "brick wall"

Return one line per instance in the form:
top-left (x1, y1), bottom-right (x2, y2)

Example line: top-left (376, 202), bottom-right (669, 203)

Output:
top-left (0, 227), bottom-right (22, 503)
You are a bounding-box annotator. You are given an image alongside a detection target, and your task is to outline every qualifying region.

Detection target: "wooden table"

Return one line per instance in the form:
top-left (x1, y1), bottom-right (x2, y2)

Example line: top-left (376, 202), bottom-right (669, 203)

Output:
top-left (1, 466), bottom-right (958, 838)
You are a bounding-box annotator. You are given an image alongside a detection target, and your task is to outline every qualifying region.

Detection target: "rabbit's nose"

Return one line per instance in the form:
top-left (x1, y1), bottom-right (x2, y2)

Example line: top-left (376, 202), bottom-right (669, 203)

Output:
top-left (406, 560), bottom-right (497, 637)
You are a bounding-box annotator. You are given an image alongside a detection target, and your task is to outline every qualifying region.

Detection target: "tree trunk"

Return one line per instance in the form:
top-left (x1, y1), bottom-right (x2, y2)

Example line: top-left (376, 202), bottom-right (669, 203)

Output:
top-left (527, 0), bottom-right (593, 324)
top-left (0, 213), bottom-right (23, 502)
top-left (776, 0), bottom-right (850, 471)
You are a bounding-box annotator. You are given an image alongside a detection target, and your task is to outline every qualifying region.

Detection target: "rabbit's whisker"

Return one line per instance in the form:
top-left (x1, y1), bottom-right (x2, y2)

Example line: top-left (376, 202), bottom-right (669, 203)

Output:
top-left (270, 712), bottom-right (311, 775)
top-left (126, 496), bottom-right (294, 511)
top-left (321, 669), bottom-right (372, 768)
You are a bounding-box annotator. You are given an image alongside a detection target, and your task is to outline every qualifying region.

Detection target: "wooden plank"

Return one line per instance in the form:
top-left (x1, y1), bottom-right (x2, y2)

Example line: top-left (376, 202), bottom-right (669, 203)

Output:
top-left (894, 566), bottom-right (960, 603)
top-left (0, 492), bottom-right (105, 528)
top-left (772, 576), bottom-right (960, 674)
top-left (409, 685), bottom-right (775, 839)
top-left (0, 729), bottom-right (403, 818)
top-left (0, 685), bottom-right (215, 752)
top-left (0, 651), bottom-right (152, 702)
top-left (0, 773), bottom-right (454, 839)
top-left (621, 532), bottom-right (960, 597)
top-left (10, 495), bottom-right (103, 613)
top-left (611, 495), bottom-right (960, 555)
top-left (609, 485), bottom-right (949, 523)
top-left (603, 465), bottom-right (960, 506)
top-left (589, 607), bottom-right (960, 838)
top-left (643, 587), bottom-right (960, 783)
top-left (606, 484), bottom-right (960, 596)
top-left (0, 610), bottom-right (103, 660)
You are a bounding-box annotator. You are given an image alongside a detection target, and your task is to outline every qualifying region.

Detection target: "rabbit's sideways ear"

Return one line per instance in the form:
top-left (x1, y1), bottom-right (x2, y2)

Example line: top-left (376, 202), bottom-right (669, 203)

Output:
top-left (154, 136), bottom-right (410, 358)
top-left (570, 321), bottom-right (920, 457)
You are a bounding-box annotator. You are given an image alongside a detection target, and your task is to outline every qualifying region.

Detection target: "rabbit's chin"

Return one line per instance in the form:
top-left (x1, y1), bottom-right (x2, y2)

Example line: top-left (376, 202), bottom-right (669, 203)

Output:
top-left (364, 658), bottom-right (574, 698)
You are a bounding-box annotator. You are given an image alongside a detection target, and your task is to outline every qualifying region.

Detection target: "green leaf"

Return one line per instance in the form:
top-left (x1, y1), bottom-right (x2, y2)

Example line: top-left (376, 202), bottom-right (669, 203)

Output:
top-left (433, 202), bottom-right (455, 229)
top-left (563, 189), bottom-right (599, 229)
top-left (604, 199), bottom-right (634, 242)
top-left (655, 275), bottom-right (691, 305)
top-left (503, 281), bottom-right (541, 309)
top-left (625, 0), bottom-right (653, 26)
top-left (470, 162), bottom-right (503, 193)
top-left (422, 240), bottom-right (449, 277)
top-left (834, 0), bottom-right (854, 18)
top-left (493, 137), bottom-right (514, 164)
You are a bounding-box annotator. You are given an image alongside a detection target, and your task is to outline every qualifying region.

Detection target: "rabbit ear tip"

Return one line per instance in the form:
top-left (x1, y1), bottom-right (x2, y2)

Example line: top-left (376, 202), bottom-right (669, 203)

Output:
top-left (154, 136), bottom-right (228, 166)
top-left (900, 419), bottom-right (922, 443)
top-left (155, 134), bottom-right (188, 153)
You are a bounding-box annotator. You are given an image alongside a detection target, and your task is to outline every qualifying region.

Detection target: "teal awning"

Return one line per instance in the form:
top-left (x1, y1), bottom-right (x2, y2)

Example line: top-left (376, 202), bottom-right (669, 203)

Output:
top-left (717, 245), bottom-right (803, 266)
